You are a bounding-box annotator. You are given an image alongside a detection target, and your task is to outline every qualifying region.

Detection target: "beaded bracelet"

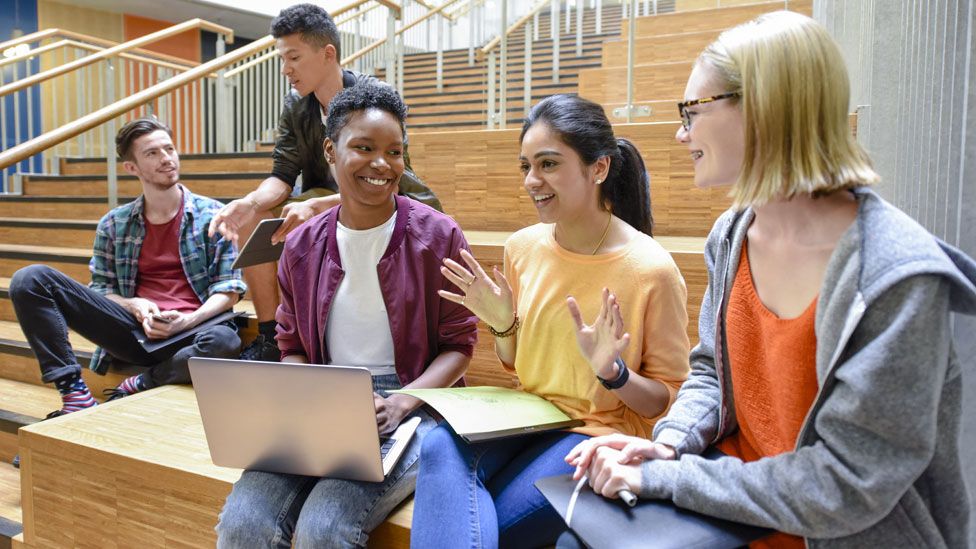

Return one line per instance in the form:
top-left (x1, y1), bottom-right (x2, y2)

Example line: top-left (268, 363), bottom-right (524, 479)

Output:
top-left (489, 313), bottom-right (520, 338)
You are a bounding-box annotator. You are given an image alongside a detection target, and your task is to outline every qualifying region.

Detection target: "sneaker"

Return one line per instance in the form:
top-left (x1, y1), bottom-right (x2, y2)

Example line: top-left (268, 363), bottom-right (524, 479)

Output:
top-left (240, 334), bottom-right (280, 362)
top-left (102, 387), bottom-right (129, 402)
top-left (102, 374), bottom-right (146, 402)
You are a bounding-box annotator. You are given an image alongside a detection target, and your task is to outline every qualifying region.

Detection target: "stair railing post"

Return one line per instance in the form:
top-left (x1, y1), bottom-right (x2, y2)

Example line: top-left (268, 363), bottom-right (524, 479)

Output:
top-left (355, 8), bottom-right (363, 73)
top-left (524, 20), bottom-right (532, 115)
top-left (215, 34), bottom-right (231, 153)
top-left (386, 7), bottom-right (397, 90)
top-left (103, 58), bottom-right (118, 209)
top-left (625, 0), bottom-right (636, 123)
top-left (551, 0), bottom-right (560, 83)
top-left (576, 0), bottom-right (583, 56)
top-left (565, 0), bottom-right (571, 33)
top-left (468, 0), bottom-right (476, 66)
top-left (596, 0), bottom-right (602, 34)
top-left (436, 14), bottom-right (444, 92)
top-left (550, 0), bottom-right (558, 39)
top-left (487, 51), bottom-right (496, 129)
top-left (397, 33), bottom-right (405, 97)
top-left (0, 70), bottom-right (7, 192)
top-left (499, 0), bottom-right (508, 129)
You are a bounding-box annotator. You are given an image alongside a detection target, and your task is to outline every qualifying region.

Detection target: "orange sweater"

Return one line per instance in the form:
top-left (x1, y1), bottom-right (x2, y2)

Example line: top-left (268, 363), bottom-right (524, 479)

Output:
top-left (717, 242), bottom-right (818, 549)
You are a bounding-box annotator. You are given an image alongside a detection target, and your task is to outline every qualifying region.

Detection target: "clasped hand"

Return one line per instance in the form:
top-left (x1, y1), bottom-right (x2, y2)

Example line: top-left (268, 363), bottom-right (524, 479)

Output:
top-left (564, 434), bottom-right (676, 499)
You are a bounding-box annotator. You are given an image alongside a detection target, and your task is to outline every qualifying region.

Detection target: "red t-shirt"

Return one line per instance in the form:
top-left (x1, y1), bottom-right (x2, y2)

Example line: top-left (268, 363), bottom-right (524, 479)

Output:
top-left (135, 205), bottom-right (202, 313)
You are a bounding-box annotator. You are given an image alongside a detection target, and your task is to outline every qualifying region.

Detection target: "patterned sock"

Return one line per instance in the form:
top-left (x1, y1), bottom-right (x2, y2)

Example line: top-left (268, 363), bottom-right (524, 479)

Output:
top-left (116, 374), bottom-right (146, 396)
top-left (53, 373), bottom-right (97, 413)
top-left (258, 320), bottom-right (277, 340)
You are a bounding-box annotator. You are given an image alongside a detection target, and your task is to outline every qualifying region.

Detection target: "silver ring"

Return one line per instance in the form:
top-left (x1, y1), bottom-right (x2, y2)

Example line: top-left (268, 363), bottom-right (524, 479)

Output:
top-left (461, 296), bottom-right (466, 305)
top-left (467, 278), bottom-right (474, 287)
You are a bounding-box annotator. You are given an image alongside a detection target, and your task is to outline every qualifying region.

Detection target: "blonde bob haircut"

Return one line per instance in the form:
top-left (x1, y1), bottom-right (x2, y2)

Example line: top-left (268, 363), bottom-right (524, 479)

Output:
top-left (698, 10), bottom-right (879, 209)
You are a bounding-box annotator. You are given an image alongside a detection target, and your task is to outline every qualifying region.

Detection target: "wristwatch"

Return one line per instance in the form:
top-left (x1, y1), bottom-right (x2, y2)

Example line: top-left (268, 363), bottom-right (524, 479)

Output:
top-left (597, 357), bottom-right (630, 390)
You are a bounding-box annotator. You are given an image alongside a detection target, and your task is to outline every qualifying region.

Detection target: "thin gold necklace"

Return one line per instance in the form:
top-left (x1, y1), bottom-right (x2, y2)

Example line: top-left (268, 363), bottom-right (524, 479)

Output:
top-left (554, 212), bottom-right (613, 255)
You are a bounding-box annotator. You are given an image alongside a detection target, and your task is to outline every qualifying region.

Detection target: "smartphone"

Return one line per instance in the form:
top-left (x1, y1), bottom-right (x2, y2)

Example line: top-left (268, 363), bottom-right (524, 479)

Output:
top-left (151, 313), bottom-right (173, 324)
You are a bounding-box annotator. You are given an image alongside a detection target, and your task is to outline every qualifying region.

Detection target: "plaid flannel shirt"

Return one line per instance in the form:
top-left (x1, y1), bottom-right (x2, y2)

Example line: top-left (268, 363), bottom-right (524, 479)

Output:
top-left (87, 185), bottom-right (246, 373)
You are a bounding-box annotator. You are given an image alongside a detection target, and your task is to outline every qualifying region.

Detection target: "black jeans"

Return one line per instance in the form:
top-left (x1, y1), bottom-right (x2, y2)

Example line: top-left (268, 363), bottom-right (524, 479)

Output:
top-left (9, 264), bottom-right (241, 388)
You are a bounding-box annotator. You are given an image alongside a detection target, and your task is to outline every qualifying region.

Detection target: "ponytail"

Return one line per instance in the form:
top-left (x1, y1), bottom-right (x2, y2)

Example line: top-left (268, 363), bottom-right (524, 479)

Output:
top-left (605, 138), bottom-right (653, 236)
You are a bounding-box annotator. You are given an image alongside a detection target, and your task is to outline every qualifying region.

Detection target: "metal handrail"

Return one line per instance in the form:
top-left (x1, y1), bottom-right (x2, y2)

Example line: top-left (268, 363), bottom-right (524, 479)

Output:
top-left (335, 2), bottom-right (382, 25)
top-left (342, 0), bottom-right (462, 66)
top-left (0, 38), bottom-right (265, 170)
top-left (480, 0), bottom-right (549, 56)
top-left (0, 38), bottom-right (205, 75)
top-left (445, 0), bottom-right (484, 21)
top-left (0, 19), bottom-right (234, 98)
top-left (0, 28), bottom-right (208, 69)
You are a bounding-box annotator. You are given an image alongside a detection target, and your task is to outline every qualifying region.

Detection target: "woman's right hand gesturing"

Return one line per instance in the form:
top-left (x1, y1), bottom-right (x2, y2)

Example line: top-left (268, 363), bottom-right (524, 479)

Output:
top-left (438, 249), bottom-right (516, 333)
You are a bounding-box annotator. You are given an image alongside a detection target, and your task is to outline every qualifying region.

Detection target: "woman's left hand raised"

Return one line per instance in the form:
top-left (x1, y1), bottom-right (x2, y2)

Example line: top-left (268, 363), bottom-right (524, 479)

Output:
top-left (567, 287), bottom-right (631, 380)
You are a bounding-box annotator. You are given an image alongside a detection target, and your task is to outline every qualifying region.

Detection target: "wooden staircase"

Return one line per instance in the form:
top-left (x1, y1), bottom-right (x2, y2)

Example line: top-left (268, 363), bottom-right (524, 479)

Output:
top-left (394, 3), bottom-right (624, 130)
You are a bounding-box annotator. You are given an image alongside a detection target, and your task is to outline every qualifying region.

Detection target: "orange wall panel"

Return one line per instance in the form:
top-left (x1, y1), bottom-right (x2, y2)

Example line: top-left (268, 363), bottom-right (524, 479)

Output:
top-left (123, 14), bottom-right (201, 63)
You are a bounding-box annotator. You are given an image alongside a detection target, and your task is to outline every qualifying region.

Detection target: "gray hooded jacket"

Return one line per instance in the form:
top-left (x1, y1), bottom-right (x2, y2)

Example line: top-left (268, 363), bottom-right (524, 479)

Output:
top-left (642, 188), bottom-right (976, 548)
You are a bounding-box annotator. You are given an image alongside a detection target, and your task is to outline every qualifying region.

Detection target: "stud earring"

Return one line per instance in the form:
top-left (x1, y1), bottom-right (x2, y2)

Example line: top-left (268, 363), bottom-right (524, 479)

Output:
top-left (595, 178), bottom-right (603, 185)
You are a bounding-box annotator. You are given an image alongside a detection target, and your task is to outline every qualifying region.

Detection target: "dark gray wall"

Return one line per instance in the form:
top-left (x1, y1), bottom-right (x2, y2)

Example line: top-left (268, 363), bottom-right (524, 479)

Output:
top-left (816, 1), bottom-right (976, 545)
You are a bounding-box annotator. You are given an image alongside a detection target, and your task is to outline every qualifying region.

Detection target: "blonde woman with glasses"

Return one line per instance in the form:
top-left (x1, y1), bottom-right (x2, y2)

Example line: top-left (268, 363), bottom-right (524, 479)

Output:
top-left (566, 10), bottom-right (976, 548)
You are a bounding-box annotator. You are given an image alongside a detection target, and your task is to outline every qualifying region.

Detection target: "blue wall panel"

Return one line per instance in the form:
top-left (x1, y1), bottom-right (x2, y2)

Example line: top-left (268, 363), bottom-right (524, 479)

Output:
top-left (1, 0), bottom-right (42, 182)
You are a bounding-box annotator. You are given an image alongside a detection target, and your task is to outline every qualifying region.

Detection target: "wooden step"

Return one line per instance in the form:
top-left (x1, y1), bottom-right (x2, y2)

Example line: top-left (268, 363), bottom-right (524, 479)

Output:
top-left (393, 56), bottom-right (602, 82)
top-left (16, 385), bottom-right (408, 548)
top-left (578, 59), bottom-right (693, 105)
top-left (404, 81), bottom-right (579, 104)
top-left (0, 462), bottom-right (23, 545)
top-left (60, 152), bottom-right (272, 177)
top-left (404, 75), bottom-right (579, 96)
top-left (621, 0), bottom-right (811, 39)
top-left (601, 29), bottom-right (720, 67)
top-left (0, 195), bottom-right (234, 221)
top-left (22, 173), bottom-right (264, 198)
top-left (0, 244), bottom-right (90, 281)
top-left (0, 219), bottom-right (96, 248)
top-left (0, 377), bottom-right (61, 464)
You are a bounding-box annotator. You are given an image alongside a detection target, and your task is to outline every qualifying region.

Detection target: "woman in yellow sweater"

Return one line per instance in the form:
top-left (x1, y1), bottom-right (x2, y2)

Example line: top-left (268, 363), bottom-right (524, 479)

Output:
top-left (410, 94), bottom-right (691, 548)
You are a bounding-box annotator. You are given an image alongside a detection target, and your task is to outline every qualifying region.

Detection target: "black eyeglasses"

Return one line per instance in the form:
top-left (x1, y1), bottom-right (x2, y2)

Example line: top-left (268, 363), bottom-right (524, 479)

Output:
top-left (677, 92), bottom-right (741, 131)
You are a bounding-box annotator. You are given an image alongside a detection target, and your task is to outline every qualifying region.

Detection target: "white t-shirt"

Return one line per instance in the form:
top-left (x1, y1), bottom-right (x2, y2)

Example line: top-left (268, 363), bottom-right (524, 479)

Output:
top-left (325, 211), bottom-right (397, 374)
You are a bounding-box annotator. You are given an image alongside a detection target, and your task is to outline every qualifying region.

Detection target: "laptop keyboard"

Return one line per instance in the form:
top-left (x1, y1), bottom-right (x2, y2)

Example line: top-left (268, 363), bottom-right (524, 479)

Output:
top-left (380, 437), bottom-right (396, 460)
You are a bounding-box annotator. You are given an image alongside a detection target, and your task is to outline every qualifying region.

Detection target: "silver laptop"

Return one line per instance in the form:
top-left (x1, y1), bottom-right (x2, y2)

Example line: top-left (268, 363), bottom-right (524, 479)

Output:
top-left (188, 357), bottom-right (421, 483)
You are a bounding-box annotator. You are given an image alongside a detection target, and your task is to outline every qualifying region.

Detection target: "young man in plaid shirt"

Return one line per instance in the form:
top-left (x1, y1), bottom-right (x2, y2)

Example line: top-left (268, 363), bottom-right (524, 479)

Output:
top-left (9, 117), bottom-right (247, 420)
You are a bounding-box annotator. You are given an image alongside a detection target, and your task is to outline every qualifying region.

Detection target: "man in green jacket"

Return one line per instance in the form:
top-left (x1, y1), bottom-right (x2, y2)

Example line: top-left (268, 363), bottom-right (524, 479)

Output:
top-left (209, 3), bottom-right (441, 362)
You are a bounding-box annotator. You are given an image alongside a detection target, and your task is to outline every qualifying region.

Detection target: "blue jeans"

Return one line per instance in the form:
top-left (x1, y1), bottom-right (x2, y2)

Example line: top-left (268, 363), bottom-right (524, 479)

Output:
top-left (411, 424), bottom-right (589, 549)
top-left (215, 374), bottom-right (435, 549)
top-left (8, 264), bottom-right (240, 387)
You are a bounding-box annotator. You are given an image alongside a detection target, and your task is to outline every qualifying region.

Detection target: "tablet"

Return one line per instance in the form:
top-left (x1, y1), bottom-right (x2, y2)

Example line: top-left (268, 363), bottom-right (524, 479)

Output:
top-left (230, 218), bottom-right (286, 270)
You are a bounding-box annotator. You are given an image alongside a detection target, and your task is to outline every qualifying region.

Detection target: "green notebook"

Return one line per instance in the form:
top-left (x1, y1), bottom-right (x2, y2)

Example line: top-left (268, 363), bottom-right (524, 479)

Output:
top-left (391, 386), bottom-right (583, 443)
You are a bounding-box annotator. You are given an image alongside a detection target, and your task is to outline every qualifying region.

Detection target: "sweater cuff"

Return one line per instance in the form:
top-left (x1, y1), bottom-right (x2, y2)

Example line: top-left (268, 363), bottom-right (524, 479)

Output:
top-left (653, 427), bottom-right (689, 455)
top-left (640, 458), bottom-right (681, 499)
